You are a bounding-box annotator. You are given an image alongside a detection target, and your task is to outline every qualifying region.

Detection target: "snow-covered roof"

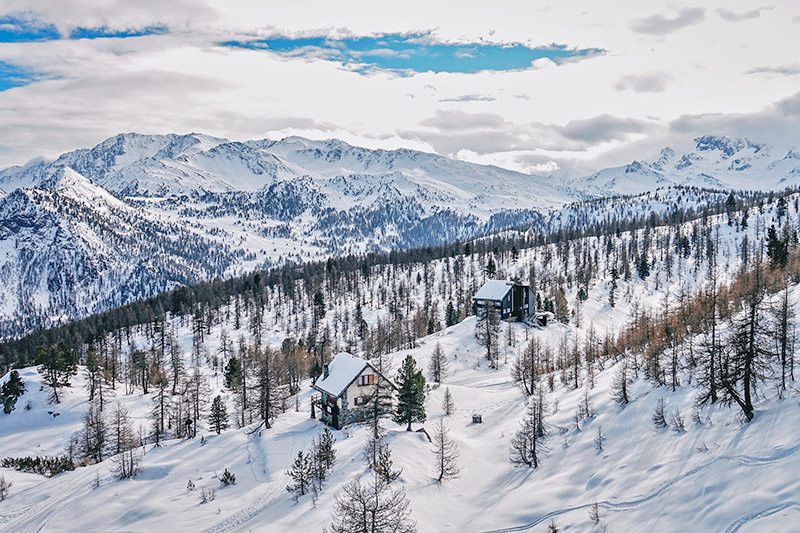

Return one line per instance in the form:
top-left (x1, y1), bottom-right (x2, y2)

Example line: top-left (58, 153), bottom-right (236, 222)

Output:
top-left (473, 280), bottom-right (513, 301)
top-left (313, 352), bottom-right (368, 398)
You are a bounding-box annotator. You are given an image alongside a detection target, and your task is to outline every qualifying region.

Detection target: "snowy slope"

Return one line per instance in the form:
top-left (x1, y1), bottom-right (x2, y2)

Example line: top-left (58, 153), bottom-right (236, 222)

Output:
top-left (568, 136), bottom-right (800, 196)
top-left (2, 195), bottom-right (799, 532)
top-left (2, 318), bottom-right (799, 532)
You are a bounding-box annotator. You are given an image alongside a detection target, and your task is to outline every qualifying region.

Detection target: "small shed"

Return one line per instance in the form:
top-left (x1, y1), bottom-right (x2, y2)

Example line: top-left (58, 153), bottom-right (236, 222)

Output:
top-left (472, 413), bottom-right (483, 424)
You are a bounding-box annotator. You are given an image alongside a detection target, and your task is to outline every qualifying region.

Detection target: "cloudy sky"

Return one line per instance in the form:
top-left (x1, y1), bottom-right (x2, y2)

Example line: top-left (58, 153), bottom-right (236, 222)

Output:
top-left (0, 0), bottom-right (798, 177)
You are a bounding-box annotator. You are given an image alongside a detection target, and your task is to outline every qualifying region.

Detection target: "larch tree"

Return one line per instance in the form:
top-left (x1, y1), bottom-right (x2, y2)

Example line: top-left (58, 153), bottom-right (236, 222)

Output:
top-left (427, 341), bottom-right (448, 383)
top-left (441, 387), bottom-right (454, 416)
top-left (431, 418), bottom-right (460, 483)
top-left (325, 471), bottom-right (416, 533)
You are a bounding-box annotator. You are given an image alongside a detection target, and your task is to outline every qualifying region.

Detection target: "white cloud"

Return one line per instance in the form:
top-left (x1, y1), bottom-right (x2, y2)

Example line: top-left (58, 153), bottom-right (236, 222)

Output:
top-left (0, 0), bottom-right (798, 182)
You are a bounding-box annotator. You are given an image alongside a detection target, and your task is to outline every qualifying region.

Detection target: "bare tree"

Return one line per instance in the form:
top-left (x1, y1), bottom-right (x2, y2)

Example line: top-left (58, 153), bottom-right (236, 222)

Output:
top-left (0, 475), bottom-right (12, 501)
top-left (610, 357), bottom-right (629, 406)
top-left (594, 426), bottom-right (605, 452)
top-left (325, 471), bottom-right (416, 533)
top-left (442, 387), bottom-right (454, 416)
top-left (509, 391), bottom-right (548, 468)
top-left (588, 498), bottom-right (601, 524)
top-left (432, 419), bottom-right (460, 483)
top-left (428, 341), bottom-right (448, 383)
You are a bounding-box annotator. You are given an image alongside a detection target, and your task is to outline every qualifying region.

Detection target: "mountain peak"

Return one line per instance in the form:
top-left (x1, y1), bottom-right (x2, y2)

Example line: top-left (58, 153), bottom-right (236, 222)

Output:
top-left (693, 135), bottom-right (764, 157)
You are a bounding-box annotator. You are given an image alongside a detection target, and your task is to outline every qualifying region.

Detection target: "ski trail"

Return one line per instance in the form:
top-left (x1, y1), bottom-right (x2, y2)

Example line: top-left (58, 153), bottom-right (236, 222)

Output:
top-left (724, 502), bottom-right (800, 533)
top-left (200, 434), bottom-right (298, 533)
top-left (1, 466), bottom-right (102, 533)
top-left (482, 441), bottom-right (800, 533)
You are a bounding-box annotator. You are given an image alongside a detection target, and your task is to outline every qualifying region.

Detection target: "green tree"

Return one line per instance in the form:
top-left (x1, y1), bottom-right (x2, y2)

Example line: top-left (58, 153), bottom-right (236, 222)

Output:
top-left (37, 342), bottom-right (77, 404)
top-left (209, 394), bottom-right (229, 435)
top-left (1, 370), bottom-right (26, 414)
top-left (394, 356), bottom-right (426, 431)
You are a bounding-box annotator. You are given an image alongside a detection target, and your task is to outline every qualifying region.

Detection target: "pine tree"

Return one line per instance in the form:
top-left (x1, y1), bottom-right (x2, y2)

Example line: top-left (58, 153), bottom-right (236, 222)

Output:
top-left (313, 427), bottom-right (337, 483)
top-left (37, 342), bottom-right (77, 404)
top-left (1, 370), bottom-right (25, 414)
top-left (375, 442), bottom-right (402, 483)
top-left (209, 395), bottom-right (229, 435)
top-left (286, 450), bottom-right (313, 499)
top-left (441, 387), bottom-right (454, 416)
top-left (652, 398), bottom-right (667, 429)
top-left (720, 251), bottom-right (771, 421)
top-left (394, 356), bottom-right (426, 431)
top-left (427, 342), bottom-right (448, 383)
top-left (432, 419), bottom-right (460, 483)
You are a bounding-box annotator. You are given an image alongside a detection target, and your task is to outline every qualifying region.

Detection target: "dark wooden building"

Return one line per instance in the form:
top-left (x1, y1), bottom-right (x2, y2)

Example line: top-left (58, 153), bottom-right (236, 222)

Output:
top-left (473, 280), bottom-right (534, 321)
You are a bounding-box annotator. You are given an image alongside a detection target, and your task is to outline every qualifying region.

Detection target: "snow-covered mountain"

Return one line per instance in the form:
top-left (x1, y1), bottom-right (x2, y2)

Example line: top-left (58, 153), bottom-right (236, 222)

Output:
top-left (1, 132), bottom-right (798, 337)
top-left (0, 133), bottom-right (571, 213)
top-left (567, 135), bottom-right (800, 196)
top-left (0, 133), bottom-right (581, 336)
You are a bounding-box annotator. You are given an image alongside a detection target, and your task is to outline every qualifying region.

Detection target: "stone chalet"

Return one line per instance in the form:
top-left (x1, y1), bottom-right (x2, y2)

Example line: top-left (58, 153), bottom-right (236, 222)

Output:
top-left (312, 352), bottom-right (397, 430)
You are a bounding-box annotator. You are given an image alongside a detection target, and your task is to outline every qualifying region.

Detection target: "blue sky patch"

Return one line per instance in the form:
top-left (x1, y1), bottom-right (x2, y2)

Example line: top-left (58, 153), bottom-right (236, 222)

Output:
top-left (0, 13), bottom-right (59, 42)
top-left (0, 12), bottom-right (167, 43)
top-left (221, 33), bottom-right (604, 74)
top-left (69, 25), bottom-right (168, 40)
top-left (0, 61), bottom-right (42, 91)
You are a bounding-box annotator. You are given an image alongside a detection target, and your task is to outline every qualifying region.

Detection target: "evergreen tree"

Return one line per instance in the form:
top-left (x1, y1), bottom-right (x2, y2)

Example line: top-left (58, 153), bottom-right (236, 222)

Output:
top-left (375, 442), bottom-right (401, 483)
top-left (394, 355), bottom-right (426, 431)
top-left (223, 356), bottom-right (242, 390)
top-left (610, 357), bottom-right (629, 406)
top-left (720, 251), bottom-right (771, 421)
top-left (312, 427), bottom-right (337, 483)
top-left (209, 395), bottom-right (229, 435)
top-left (286, 450), bottom-right (313, 499)
top-left (37, 342), bottom-right (77, 404)
top-left (1, 370), bottom-right (25, 414)
top-left (766, 225), bottom-right (789, 268)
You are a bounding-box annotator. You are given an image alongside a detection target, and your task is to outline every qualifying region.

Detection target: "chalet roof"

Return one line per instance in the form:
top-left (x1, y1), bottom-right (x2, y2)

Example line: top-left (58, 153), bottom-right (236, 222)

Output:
top-left (473, 280), bottom-right (514, 300)
top-left (313, 352), bottom-right (369, 398)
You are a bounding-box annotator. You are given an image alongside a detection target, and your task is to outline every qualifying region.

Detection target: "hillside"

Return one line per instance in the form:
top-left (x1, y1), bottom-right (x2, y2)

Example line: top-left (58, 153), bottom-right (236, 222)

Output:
top-left (2, 190), bottom-right (799, 531)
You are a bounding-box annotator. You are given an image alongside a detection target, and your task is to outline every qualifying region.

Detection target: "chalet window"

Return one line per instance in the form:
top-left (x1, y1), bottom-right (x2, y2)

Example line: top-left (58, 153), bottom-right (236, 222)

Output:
top-left (353, 396), bottom-right (361, 406)
top-left (358, 374), bottom-right (375, 386)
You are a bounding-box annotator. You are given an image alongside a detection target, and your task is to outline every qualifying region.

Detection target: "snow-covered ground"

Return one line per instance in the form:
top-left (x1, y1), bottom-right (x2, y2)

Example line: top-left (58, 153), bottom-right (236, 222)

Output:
top-left (2, 313), bottom-right (799, 532)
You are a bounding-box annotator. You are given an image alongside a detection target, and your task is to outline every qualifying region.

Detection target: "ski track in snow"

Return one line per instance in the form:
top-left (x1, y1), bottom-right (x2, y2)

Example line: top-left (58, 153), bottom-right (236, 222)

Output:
top-left (724, 502), bottom-right (800, 533)
top-left (482, 441), bottom-right (800, 533)
top-left (199, 432), bottom-right (299, 533)
top-left (0, 466), bottom-right (103, 533)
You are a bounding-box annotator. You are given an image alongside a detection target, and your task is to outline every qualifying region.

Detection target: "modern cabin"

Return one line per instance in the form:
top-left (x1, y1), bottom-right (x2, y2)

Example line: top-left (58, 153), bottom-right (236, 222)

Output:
top-left (473, 280), bottom-right (534, 321)
top-left (312, 352), bottom-right (397, 430)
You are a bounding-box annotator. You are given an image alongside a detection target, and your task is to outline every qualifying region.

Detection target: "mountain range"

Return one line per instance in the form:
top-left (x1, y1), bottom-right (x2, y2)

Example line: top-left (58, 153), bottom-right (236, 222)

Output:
top-left (0, 133), bottom-right (798, 336)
